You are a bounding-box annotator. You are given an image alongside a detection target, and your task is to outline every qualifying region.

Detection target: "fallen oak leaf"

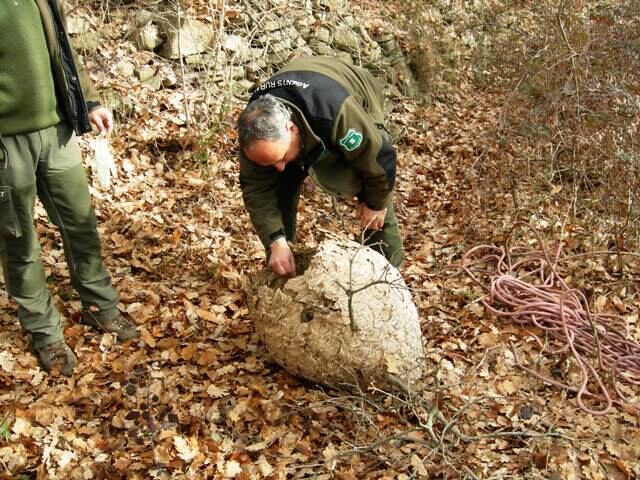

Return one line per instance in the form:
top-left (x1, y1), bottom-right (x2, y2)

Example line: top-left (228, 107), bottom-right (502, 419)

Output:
top-left (173, 435), bottom-right (199, 463)
top-left (223, 459), bottom-right (242, 478)
top-left (139, 326), bottom-right (156, 347)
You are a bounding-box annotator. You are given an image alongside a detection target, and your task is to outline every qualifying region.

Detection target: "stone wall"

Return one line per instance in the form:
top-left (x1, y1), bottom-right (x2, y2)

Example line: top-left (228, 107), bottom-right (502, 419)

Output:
top-left (70, 0), bottom-right (419, 105)
top-left (70, 0), bottom-right (508, 114)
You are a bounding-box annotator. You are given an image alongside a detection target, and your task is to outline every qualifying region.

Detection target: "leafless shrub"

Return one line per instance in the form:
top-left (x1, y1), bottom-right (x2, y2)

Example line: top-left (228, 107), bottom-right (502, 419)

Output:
top-left (479, 1), bottom-right (640, 249)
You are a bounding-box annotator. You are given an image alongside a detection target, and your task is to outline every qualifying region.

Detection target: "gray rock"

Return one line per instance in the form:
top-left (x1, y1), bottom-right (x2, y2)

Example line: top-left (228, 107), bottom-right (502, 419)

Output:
top-left (266, 51), bottom-right (290, 67)
top-left (159, 18), bottom-right (214, 60)
top-left (223, 34), bottom-right (252, 63)
top-left (268, 39), bottom-right (292, 54)
top-left (294, 17), bottom-right (314, 37)
top-left (365, 44), bottom-right (383, 63)
top-left (245, 59), bottom-right (268, 74)
top-left (160, 67), bottom-right (179, 87)
top-left (121, 2), bottom-right (420, 100)
top-left (229, 66), bottom-right (246, 80)
top-left (236, 79), bottom-right (256, 92)
top-left (313, 0), bottom-right (347, 13)
top-left (248, 47), bottom-right (266, 61)
top-left (136, 23), bottom-right (163, 52)
top-left (294, 45), bottom-right (315, 57)
top-left (314, 27), bottom-right (332, 44)
top-left (185, 52), bottom-right (218, 69)
top-left (308, 40), bottom-right (334, 56)
top-left (114, 60), bottom-right (136, 78)
top-left (262, 20), bottom-right (282, 33)
top-left (334, 25), bottom-right (360, 51)
top-left (254, 31), bottom-right (285, 47)
top-left (142, 75), bottom-right (163, 91)
top-left (137, 65), bottom-right (157, 82)
top-left (286, 27), bottom-right (302, 40)
top-left (133, 9), bottom-right (157, 27)
top-left (66, 15), bottom-right (91, 35)
top-left (74, 32), bottom-right (100, 53)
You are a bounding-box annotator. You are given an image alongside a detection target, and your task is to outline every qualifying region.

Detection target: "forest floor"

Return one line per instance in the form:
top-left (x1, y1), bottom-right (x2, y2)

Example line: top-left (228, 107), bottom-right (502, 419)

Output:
top-left (1, 1), bottom-right (639, 479)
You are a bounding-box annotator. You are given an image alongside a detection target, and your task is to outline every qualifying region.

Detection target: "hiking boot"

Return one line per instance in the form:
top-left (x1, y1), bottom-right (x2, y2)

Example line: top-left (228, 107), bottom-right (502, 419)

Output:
top-left (35, 341), bottom-right (78, 376)
top-left (81, 311), bottom-right (139, 342)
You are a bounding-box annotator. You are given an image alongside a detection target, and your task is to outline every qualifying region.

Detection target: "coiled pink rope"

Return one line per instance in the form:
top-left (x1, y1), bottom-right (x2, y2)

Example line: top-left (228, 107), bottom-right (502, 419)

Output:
top-left (458, 223), bottom-right (640, 415)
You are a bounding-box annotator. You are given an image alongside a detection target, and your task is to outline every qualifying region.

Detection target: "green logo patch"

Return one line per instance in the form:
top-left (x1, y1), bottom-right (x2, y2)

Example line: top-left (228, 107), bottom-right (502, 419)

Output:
top-left (339, 129), bottom-right (364, 151)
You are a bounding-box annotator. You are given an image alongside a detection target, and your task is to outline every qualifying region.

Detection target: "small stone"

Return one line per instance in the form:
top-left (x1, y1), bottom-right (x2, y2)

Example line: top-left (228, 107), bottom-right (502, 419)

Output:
top-left (519, 405), bottom-right (534, 420)
top-left (334, 25), bottom-right (360, 51)
top-left (309, 40), bottom-right (333, 56)
top-left (263, 20), bottom-right (281, 32)
top-left (137, 65), bottom-right (156, 83)
top-left (115, 61), bottom-right (135, 78)
top-left (335, 51), bottom-right (353, 64)
top-left (158, 18), bottom-right (214, 60)
top-left (314, 27), bottom-right (332, 44)
top-left (66, 15), bottom-right (91, 34)
top-left (76, 31), bottom-right (101, 53)
top-left (142, 75), bottom-right (162, 90)
top-left (136, 23), bottom-right (163, 51)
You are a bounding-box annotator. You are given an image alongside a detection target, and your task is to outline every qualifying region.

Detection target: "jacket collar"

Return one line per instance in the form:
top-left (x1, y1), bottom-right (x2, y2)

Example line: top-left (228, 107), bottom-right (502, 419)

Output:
top-left (278, 99), bottom-right (326, 170)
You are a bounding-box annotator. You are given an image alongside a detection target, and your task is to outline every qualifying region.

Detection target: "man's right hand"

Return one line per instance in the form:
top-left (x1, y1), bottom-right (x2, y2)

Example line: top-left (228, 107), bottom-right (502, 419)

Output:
top-left (269, 238), bottom-right (296, 277)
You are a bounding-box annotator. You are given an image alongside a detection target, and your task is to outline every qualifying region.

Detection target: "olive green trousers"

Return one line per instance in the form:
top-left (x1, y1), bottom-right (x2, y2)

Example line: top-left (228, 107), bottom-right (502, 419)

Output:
top-left (0, 122), bottom-right (119, 349)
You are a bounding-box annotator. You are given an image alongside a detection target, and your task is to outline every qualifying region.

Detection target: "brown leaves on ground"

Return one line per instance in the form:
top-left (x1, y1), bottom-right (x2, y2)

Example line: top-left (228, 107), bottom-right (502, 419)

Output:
top-left (1, 1), bottom-right (639, 479)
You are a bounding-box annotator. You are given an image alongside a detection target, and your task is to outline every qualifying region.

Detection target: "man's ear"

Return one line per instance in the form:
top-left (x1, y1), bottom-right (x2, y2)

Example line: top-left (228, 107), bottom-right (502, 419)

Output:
top-left (287, 121), bottom-right (299, 135)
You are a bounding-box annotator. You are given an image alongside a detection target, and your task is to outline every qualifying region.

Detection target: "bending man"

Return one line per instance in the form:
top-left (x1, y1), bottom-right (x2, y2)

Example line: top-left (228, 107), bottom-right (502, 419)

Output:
top-left (237, 56), bottom-right (404, 276)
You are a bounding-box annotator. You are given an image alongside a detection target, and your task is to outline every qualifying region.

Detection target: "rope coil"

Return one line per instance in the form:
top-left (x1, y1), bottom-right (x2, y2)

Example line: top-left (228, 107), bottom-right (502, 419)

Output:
top-left (459, 222), bottom-right (640, 415)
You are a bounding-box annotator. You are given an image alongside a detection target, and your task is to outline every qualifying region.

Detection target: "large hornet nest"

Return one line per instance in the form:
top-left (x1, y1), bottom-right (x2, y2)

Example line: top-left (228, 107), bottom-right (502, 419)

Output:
top-left (247, 239), bottom-right (424, 388)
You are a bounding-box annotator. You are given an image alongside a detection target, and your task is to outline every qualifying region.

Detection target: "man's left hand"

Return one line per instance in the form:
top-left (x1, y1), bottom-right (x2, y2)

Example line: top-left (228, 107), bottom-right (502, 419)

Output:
top-left (89, 107), bottom-right (114, 136)
top-left (357, 202), bottom-right (386, 230)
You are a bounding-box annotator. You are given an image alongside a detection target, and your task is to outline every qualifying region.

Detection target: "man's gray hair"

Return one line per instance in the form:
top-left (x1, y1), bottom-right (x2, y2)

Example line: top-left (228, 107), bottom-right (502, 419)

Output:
top-left (237, 94), bottom-right (291, 150)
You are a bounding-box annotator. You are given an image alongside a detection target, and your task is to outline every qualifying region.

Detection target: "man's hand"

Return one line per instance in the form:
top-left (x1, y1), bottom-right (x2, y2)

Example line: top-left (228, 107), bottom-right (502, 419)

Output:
top-left (269, 238), bottom-right (296, 277)
top-left (88, 106), bottom-right (114, 136)
top-left (357, 202), bottom-right (386, 230)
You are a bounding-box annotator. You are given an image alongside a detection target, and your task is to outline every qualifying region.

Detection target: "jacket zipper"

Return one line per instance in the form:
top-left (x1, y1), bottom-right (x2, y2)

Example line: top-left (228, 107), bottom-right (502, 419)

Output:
top-left (45, 0), bottom-right (91, 134)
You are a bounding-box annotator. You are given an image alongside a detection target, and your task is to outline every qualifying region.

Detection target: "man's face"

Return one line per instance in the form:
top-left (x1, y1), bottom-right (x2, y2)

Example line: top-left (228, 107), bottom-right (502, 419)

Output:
top-left (244, 121), bottom-right (302, 172)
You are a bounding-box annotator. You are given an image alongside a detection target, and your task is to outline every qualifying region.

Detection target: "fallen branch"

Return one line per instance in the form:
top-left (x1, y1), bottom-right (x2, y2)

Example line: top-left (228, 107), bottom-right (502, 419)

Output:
top-left (326, 372), bottom-right (568, 477)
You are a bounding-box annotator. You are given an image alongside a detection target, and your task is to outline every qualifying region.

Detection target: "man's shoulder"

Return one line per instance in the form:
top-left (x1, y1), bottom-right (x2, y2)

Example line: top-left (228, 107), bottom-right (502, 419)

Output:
top-left (278, 55), bottom-right (344, 72)
top-left (251, 69), bottom-right (350, 123)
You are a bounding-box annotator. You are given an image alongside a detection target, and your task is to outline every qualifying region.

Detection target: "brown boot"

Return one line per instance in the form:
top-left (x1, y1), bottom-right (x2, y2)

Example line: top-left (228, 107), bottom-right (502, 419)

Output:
top-left (81, 311), bottom-right (139, 342)
top-left (35, 341), bottom-right (78, 376)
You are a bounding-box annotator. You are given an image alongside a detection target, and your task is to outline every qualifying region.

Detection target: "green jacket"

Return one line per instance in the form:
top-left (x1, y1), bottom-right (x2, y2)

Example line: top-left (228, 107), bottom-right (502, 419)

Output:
top-left (239, 56), bottom-right (396, 247)
top-left (36, 0), bottom-right (100, 133)
top-left (0, 0), bottom-right (100, 136)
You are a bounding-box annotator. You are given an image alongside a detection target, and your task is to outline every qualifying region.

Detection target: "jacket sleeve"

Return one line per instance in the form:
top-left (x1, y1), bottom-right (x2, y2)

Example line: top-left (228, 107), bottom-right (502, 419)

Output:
top-left (58, 0), bottom-right (101, 110)
top-left (331, 96), bottom-right (396, 210)
top-left (239, 153), bottom-right (286, 249)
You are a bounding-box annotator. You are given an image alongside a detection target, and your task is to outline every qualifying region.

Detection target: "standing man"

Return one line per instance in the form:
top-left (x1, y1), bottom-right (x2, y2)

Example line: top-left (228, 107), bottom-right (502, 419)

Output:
top-left (0, 0), bottom-right (138, 376)
top-left (237, 56), bottom-right (404, 277)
